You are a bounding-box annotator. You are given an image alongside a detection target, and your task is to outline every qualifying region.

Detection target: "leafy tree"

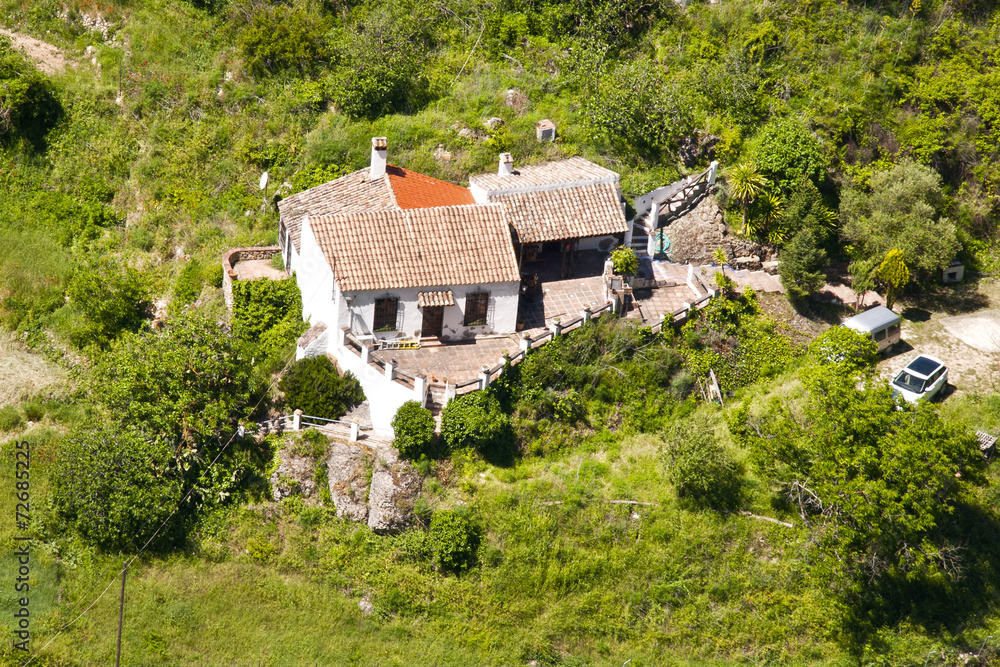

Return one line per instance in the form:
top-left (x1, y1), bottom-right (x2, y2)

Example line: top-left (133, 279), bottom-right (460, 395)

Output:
top-left (665, 418), bottom-right (744, 511)
top-left (235, 5), bottom-right (330, 77)
top-left (429, 509), bottom-right (481, 573)
top-left (840, 160), bottom-right (961, 280)
top-left (67, 258), bottom-right (152, 349)
top-left (51, 425), bottom-right (184, 551)
top-left (746, 117), bottom-right (827, 194)
top-left (327, 11), bottom-right (429, 119)
top-left (730, 366), bottom-right (986, 632)
top-left (808, 326), bottom-right (879, 373)
top-left (589, 58), bottom-right (694, 155)
top-left (93, 314), bottom-right (261, 447)
top-left (392, 400), bottom-right (436, 460)
top-left (0, 36), bottom-right (62, 147)
top-left (441, 391), bottom-right (514, 461)
top-left (779, 228), bottom-right (828, 302)
top-left (279, 356), bottom-right (364, 420)
top-left (876, 248), bottom-right (910, 310)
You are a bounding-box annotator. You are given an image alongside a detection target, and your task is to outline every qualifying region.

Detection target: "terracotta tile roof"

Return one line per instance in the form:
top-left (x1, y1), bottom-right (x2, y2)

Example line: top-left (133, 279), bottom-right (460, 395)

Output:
top-left (277, 169), bottom-right (396, 252)
top-left (470, 156), bottom-right (618, 195)
top-left (279, 166), bottom-right (478, 252)
top-left (386, 166), bottom-right (476, 209)
top-left (493, 182), bottom-right (628, 243)
top-left (307, 205), bottom-right (520, 292)
top-left (417, 290), bottom-right (455, 307)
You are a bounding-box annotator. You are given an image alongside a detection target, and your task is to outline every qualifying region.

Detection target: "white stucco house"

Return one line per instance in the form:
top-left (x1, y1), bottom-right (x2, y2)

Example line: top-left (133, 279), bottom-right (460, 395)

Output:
top-left (275, 136), bottom-right (629, 432)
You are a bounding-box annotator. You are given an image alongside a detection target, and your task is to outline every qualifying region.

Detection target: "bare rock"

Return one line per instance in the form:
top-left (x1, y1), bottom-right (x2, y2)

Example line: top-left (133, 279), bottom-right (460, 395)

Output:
top-left (483, 116), bottom-right (504, 131)
top-left (762, 260), bottom-right (781, 275)
top-left (503, 88), bottom-right (529, 113)
top-left (358, 594), bottom-right (374, 616)
top-left (327, 441), bottom-right (372, 523)
top-left (270, 446), bottom-right (320, 501)
top-left (433, 144), bottom-right (452, 162)
top-left (367, 453), bottom-right (422, 534)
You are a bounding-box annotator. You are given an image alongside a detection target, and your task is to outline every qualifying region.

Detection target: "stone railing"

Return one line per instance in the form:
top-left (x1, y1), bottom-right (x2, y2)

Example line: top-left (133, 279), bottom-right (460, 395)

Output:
top-left (222, 245), bottom-right (282, 311)
top-left (339, 290), bottom-right (718, 413)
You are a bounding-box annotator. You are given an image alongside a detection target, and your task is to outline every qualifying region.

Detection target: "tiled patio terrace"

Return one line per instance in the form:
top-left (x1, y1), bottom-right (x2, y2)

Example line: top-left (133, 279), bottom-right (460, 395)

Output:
top-left (370, 250), bottom-right (704, 384)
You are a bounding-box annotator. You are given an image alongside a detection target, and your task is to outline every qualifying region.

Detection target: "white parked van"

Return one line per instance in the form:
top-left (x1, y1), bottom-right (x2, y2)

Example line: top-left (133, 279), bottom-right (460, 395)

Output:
top-left (842, 305), bottom-right (902, 352)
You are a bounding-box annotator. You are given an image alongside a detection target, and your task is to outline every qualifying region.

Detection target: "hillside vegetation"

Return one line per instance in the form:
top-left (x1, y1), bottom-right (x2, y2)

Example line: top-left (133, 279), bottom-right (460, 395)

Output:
top-left (1, 0), bottom-right (1000, 664)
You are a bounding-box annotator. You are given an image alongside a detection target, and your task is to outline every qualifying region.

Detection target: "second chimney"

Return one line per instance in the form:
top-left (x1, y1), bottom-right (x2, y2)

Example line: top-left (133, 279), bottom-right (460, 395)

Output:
top-left (498, 152), bottom-right (514, 177)
top-left (370, 137), bottom-right (388, 179)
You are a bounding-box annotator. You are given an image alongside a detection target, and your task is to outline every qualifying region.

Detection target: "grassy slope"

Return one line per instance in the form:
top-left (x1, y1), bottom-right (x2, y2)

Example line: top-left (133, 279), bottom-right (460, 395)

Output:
top-left (0, 0), bottom-right (999, 664)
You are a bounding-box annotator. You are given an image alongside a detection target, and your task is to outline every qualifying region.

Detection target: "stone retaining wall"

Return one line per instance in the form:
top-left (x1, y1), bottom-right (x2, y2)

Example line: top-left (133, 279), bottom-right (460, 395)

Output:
top-left (660, 196), bottom-right (775, 266)
top-left (221, 245), bottom-right (281, 311)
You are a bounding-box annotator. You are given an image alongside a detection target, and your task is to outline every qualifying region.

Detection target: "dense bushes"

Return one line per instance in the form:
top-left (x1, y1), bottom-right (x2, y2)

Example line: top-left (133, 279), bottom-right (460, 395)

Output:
top-left (279, 356), bottom-right (364, 420)
top-left (231, 278), bottom-right (307, 362)
top-left (51, 425), bottom-right (184, 551)
top-left (666, 419), bottom-right (744, 511)
top-left (66, 258), bottom-right (152, 349)
top-left (429, 509), bottom-right (481, 573)
top-left (0, 36), bottom-right (62, 147)
top-left (441, 391), bottom-right (513, 462)
top-left (392, 400), bottom-right (436, 460)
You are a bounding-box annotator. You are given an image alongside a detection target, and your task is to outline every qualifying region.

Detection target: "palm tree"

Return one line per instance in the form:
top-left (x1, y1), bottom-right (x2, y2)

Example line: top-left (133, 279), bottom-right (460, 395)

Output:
top-left (727, 162), bottom-right (767, 233)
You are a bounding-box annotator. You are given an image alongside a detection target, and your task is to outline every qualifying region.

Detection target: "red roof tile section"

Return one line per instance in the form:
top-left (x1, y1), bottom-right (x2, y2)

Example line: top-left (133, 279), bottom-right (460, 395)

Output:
top-left (385, 166), bottom-right (476, 209)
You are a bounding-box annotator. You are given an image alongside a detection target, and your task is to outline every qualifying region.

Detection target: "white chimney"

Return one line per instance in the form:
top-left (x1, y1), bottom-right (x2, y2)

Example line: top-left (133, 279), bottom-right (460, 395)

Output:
top-left (498, 152), bottom-right (514, 177)
top-left (370, 137), bottom-right (388, 179)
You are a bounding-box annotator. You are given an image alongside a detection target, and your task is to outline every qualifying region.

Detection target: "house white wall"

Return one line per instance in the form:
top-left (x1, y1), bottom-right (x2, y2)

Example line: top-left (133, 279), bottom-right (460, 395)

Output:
top-left (343, 282), bottom-right (519, 340)
top-left (297, 217), bottom-right (519, 339)
top-left (329, 343), bottom-right (417, 436)
top-left (295, 217), bottom-right (339, 328)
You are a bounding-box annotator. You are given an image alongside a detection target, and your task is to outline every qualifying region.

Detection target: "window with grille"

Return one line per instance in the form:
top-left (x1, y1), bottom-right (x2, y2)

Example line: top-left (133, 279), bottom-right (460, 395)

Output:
top-left (464, 291), bottom-right (489, 326)
top-left (373, 297), bottom-right (399, 331)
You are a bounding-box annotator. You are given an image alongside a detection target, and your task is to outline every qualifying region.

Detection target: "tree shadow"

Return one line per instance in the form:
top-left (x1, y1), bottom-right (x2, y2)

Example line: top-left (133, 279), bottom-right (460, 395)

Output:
top-left (791, 297), bottom-right (846, 325)
top-left (840, 500), bottom-right (1000, 655)
top-left (901, 307), bottom-right (932, 322)
top-left (901, 280), bottom-right (992, 316)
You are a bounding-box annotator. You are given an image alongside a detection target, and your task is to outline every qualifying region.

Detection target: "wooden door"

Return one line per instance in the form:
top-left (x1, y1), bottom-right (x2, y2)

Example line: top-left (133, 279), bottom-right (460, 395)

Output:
top-left (421, 306), bottom-right (444, 338)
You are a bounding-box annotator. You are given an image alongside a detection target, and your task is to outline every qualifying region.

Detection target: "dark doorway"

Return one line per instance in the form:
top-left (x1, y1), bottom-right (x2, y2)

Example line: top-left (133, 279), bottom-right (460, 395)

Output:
top-left (421, 306), bottom-right (444, 338)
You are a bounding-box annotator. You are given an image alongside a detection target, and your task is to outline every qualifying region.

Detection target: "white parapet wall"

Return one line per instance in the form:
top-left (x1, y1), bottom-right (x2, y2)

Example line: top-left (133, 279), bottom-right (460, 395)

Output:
top-left (326, 340), bottom-right (420, 437)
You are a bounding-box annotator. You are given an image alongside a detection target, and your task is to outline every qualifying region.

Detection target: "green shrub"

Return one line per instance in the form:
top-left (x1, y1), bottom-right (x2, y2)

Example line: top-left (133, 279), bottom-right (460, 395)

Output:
top-left (67, 258), bottom-right (152, 349)
top-left (666, 419), bottom-right (744, 511)
top-left (429, 509), bottom-right (481, 573)
top-left (809, 325), bottom-right (879, 372)
top-left (392, 400), bottom-right (436, 460)
top-left (231, 278), bottom-right (307, 361)
top-left (51, 424), bottom-right (184, 551)
top-left (236, 5), bottom-right (330, 77)
top-left (0, 405), bottom-right (22, 431)
top-left (440, 391), bottom-right (514, 462)
top-left (22, 401), bottom-right (44, 422)
top-left (279, 356), bottom-right (364, 420)
top-left (0, 36), bottom-right (62, 146)
top-left (610, 246), bottom-right (639, 276)
top-left (174, 259), bottom-right (203, 306)
top-left (204, 263), bottom-right (224, 288)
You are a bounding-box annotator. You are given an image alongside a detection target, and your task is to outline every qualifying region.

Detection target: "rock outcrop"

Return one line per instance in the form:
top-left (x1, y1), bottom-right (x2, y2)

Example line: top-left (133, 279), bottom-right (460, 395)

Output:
top-left (367, 452), bottom-right (422, 534)
top-left (326, 441), bottom-right (372, 523)
top-left (661, 196), bottom-right (775, 266)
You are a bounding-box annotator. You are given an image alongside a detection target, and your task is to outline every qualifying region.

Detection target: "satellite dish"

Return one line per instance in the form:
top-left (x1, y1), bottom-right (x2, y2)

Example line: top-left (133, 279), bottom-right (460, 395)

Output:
top-left (259, 171), bottom-right (269, 190)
